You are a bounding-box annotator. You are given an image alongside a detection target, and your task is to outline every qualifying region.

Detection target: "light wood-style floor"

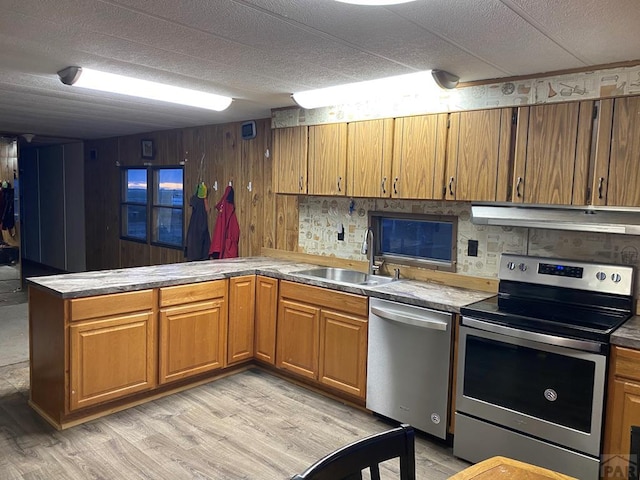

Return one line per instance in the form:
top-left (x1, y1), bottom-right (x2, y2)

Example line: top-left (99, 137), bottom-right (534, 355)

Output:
top-left (0, 362), bottom-right (470, 479)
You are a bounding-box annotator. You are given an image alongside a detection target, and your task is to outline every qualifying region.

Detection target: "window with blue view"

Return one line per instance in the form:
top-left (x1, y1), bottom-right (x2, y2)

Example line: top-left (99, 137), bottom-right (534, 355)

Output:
top-left (371, 212), bottom-right (457, 271)
top-left (120, 166), bottom-right (184, 249)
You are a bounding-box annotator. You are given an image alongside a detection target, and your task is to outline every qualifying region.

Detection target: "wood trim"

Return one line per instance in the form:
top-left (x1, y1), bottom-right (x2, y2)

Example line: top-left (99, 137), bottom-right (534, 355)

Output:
top-left (69, 289), bottom-right (154, 321)
top-left (611, 346), bottom-right (640, 381)
top-left (512, 106), bottom-right (529, 203)
top-left (572, 100), bottom-right (595, 205)
top-left (591, 98), bottom-right (614, 206)
top-left (159, 280), bottom-right (226, 307)
top-left (496, 108), bottom-right (514, 201)
top-left (280, 280), bottom-right (368, 317)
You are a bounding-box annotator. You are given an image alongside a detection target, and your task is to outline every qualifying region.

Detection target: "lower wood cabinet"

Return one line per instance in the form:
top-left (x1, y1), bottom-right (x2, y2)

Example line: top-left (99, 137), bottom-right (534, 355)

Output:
top-left (254, 276), bottom-right (279, 364)
top-left (68, 289), bottom-right (157, 412)
top-left (158, 280), bottom-right (228, 384)
top-left (276, 281), bottom-right (368, 400)
top-left (228, 275), bottom-right (256, 365)
top-left (277, 298), bottom-right (321, 379)
top-left (69, 311), bottom-right (156, 411)
top-left (318, 310), bottom-right (367, 398)
top-left (604, 345), bottom-right (640, 477)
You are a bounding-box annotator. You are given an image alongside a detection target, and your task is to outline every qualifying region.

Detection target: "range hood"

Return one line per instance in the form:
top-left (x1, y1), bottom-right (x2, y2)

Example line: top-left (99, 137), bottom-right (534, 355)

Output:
top-left (471, 203), bottom-right (640, 235)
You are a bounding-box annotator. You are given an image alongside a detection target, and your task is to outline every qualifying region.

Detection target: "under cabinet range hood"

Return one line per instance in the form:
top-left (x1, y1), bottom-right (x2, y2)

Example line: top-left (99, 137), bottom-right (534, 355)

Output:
top-left (471, 203), bottom-right (640, 235)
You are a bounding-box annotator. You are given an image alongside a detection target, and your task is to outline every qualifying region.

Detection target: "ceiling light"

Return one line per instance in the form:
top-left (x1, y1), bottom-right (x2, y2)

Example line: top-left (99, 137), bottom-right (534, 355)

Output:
top-left (335, 0), bottom-right (418, 5)
top-left (291, 70), bottom-right (458, 110)
top-left (57, 66), bottom-right (233, 111)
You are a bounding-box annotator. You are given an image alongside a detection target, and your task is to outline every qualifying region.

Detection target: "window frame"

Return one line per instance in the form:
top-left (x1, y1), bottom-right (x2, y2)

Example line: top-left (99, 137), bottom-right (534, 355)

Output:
top-left (368, 211), bottom-right (457, 272)
top-left (120, 167), bottom-right (149, 244)
top-left (120, 165), bottom-right (185, 250)
top-left (150, 166), bottom-right (185, 249)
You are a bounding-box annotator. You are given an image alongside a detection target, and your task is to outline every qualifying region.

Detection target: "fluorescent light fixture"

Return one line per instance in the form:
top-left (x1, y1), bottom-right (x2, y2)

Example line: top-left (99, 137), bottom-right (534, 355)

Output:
top-left (57, 66), bottom-right (232, 111)
top-left (336, 0), bottom-right (417, 4)
top-left (291, 69), bottom-right (458, 109)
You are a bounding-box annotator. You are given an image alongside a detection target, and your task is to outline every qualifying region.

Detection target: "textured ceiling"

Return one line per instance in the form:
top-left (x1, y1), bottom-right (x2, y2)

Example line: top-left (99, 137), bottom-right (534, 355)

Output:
top-left (0, 0), bottom-right (639, 143)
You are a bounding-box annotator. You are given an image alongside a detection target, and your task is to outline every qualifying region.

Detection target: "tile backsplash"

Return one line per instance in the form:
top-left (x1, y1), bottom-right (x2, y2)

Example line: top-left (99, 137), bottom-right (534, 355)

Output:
top-left (298, 196), bottom-right (640, 294)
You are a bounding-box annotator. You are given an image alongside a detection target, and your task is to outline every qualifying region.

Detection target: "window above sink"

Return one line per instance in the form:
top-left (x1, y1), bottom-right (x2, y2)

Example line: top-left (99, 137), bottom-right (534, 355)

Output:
top-left (369, 211), bottom-right (457, 272)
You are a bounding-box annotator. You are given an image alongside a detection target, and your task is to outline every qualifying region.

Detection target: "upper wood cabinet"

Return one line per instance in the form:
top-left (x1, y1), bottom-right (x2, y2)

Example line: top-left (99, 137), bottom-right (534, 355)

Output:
top-left (308, 123), bottom-right (348, 196)
top-left (273, 126), bottom-right (308, 194)
top-left (347, 118), bottom-right (394, 197)
top-left (592, 96), bottom-right (640, 206)
top-left (445, 109), bottom-right (513, 202)
top-left (512, 101), bottom-right (594, 205)
top-left (392, 114), bottom-right (448, 199)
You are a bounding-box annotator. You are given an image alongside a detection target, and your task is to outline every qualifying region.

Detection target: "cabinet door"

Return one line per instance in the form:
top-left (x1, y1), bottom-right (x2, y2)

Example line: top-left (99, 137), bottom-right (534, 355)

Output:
top-left (308, 123), bottom-right (348, 196)
top-left (446, 109), bottom-right (512, 201)
top-left (69, 312), bottom-right (156, 411)
top-left (273, 126), bottom-right (308, 194)
top-left (276, 299), bottom-right (320, 380)
top-left (604, 346), bottom-right (640, 476)
top-left (319, 310), bottom-right (367, 399)
top-left (392, 114), bottom-right (448, 199)
top-left (347, 119), bottom-right (394, 197)
top-left (159, 298), bottom-right (227, 384)
top-left (228, 275), bottom-right (256, 365)
top-left (512, 101), bottom-right (593, 204)
top-left (254, 276), bottom-right (279, 364)
top-left (592, 96), bottom-right (640, 206)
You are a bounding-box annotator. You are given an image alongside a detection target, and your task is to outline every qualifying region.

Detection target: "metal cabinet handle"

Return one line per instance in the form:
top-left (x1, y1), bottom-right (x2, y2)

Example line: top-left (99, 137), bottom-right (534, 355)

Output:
top-left (299, 176), bottom-right (303, 191)
top-left (598, 177), bottom-right (604, 199)
top-left (393, 177), bottom-right (399, 195)
top-left (371, 306), bottom-right (448, 331)
top-left (381, 177), bottom-right (387, 194)
top-left (337, 176), bottom-right (342, 192)
top-left (516, 176), bottom-right (523, 198)
top-left (448, 176), bottom-right (455, 196)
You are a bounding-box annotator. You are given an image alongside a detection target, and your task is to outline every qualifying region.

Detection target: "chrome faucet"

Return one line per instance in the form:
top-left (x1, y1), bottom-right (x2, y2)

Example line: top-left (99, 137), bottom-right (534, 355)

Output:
top-left (362, 227), bottom-right (378, 275)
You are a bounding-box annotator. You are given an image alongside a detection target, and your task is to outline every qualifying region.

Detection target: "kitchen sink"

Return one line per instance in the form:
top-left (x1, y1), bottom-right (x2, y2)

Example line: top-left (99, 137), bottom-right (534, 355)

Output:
top-left (293, 267), bottom-right (395, 287)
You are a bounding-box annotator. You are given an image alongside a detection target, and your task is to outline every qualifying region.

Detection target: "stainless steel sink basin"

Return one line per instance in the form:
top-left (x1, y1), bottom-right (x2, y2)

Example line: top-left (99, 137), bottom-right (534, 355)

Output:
top-left (293, 267), bottom-right (395, 286)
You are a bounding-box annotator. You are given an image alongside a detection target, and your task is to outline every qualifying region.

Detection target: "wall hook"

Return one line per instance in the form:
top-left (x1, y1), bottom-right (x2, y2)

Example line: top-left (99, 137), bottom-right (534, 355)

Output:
top-left (212, 180), bottom-right (218, 192)
top-left (247, 181), bottom-right (252, 192)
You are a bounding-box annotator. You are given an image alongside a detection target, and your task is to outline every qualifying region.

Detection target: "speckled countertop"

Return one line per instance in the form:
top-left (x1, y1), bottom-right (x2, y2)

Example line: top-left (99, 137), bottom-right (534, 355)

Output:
top-left (611, 316), bottom-right (640, 349)
top-left (26, 256), bottom-right (495, 313)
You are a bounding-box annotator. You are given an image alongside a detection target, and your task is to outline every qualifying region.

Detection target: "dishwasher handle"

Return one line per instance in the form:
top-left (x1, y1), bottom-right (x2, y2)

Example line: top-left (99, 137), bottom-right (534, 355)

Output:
top-left (370, 306), bottom-right (448, 331)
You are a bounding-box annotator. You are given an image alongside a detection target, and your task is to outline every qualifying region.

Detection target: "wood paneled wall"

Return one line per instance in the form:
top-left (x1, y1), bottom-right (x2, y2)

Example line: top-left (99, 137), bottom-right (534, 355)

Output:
top-left (84, 119), bottom-right (299, 271)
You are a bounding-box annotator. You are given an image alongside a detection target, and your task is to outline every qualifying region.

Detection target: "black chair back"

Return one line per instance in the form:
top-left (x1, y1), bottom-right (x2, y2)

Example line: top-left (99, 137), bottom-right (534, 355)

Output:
top-left (291, 424), bottom-right (416, 480)
top-left (630, 426), bottom-right (640, 480)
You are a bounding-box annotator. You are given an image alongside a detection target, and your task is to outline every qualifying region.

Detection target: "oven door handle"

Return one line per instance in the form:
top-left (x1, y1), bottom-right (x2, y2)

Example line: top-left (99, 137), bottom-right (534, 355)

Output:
top-left (371, 306), bottom-right (448, 331)
top-left (462, 317), bottom-right (604, 353)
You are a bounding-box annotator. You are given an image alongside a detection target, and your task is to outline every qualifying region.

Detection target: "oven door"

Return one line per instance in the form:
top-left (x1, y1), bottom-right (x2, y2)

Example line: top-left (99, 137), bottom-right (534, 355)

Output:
top-left (456, 317), bottom-right (607, 457)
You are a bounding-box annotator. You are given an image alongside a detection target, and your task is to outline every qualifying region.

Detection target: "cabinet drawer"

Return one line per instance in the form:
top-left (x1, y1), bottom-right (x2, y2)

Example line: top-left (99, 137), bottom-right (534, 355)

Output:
top-left (69, 290), bottom-right (154, 322)
top-left (280, 281), bottom-right (368, 317)
top-left (159, 280), bottom-right (227, 307)
top-left (612, 346), bottom-right (640, 381)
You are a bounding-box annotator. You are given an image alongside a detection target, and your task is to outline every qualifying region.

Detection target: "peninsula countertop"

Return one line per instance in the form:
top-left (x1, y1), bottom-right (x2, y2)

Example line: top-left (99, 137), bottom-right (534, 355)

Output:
top-left (26, 256), bottom-right (495, 314)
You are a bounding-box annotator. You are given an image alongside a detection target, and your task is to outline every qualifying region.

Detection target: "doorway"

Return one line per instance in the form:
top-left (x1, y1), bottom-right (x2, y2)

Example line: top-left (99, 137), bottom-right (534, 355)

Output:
top-left (0, 138), bottom-right (19, 296)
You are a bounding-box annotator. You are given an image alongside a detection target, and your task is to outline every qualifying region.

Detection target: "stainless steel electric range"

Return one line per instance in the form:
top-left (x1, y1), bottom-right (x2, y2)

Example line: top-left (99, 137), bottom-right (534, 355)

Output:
top-left (454, 254), bottom-right (635, 480)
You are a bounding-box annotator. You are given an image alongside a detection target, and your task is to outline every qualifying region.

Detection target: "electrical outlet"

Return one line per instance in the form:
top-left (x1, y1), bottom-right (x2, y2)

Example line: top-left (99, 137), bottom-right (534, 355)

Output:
top-left (468, 239), bottom-right (478, 257)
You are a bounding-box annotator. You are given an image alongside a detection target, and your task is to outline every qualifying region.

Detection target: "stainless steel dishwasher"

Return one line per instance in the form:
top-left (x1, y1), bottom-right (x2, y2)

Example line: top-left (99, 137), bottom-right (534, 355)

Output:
top-left (366, 297), bottom-right (453, 439)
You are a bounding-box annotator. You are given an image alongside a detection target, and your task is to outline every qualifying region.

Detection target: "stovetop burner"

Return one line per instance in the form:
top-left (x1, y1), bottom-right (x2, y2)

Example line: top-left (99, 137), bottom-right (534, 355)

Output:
top-left (461, 295), bottom-right (631, 343)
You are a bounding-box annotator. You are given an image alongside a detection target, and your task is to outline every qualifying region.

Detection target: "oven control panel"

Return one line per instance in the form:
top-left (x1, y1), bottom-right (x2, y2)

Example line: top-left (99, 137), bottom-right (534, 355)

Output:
top-left (500, 254), bottom-right (634, 295)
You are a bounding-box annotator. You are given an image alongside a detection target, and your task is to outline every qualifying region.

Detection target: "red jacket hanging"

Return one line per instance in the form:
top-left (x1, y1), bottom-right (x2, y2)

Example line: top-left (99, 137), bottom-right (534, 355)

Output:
top-left (208, 185), bottom-right (239, 259)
